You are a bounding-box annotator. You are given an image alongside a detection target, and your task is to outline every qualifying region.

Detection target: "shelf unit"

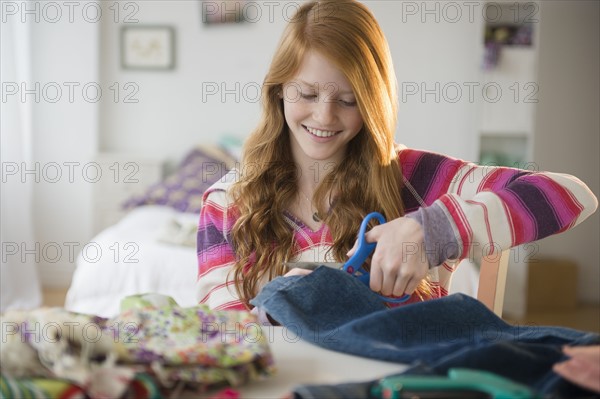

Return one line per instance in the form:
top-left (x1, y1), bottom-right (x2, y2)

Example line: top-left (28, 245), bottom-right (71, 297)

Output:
top-left (477, 1), bottom-right (541, 319)
top-left (478, 1), bottom-right (539, 168)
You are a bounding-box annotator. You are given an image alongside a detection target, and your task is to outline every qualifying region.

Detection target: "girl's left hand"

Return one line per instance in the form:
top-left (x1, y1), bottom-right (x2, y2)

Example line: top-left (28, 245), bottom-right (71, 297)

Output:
top-left (347, 216), bottom-right (429, 297)
top-left (553, 345), bottom-right (600, 393)
top-left (284, 268), bottom-right (313, 277)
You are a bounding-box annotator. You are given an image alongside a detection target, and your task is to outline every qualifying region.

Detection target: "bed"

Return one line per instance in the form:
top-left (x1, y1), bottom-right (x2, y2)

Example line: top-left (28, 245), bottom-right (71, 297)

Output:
top-left (65, 205), bottom-right (200, 317)
top-left (65, 143), bottom-right (239, 317)
top-left (65, 143), bottom-right (483, 318)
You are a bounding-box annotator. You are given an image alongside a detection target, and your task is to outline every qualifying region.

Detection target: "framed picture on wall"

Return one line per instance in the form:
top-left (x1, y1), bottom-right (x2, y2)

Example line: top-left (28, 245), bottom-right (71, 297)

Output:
top-left (121, 26), bottom-right (176, 70)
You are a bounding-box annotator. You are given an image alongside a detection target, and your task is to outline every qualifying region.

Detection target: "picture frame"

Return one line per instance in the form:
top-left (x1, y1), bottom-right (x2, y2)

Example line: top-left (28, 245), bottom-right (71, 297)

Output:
top-left (121, 26), bottom-right (176, 70)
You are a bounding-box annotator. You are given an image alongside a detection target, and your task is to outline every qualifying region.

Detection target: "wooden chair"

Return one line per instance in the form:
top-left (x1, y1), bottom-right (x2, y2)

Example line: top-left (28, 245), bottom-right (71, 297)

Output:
top-left (477, 250), bottom-right (510, 317)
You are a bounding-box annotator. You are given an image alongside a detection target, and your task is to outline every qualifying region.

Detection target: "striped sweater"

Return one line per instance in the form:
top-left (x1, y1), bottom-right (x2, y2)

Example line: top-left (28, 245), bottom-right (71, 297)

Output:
top-left (196, 148), bottom-right (598, 310)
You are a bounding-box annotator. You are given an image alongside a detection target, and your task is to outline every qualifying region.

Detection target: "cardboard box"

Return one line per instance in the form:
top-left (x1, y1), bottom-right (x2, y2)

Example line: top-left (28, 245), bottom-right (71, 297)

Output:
top-left (527, 258), bottom-right (578, 312)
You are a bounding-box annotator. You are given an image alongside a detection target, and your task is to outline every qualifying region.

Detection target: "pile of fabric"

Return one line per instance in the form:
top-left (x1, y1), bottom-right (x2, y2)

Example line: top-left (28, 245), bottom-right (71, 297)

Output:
top-left (1, 294), bottom-right (274, 398)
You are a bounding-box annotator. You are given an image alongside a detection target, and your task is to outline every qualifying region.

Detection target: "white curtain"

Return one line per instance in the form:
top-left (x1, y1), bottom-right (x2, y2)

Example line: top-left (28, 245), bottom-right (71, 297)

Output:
top-left (1, 12), bottom-right (42, 311)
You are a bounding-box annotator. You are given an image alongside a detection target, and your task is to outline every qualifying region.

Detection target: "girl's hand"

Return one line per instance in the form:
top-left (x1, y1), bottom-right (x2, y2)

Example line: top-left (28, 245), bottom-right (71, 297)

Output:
top-left (284, 268), bottom-right (313, 277)
top-left (553, 345), bottom-right (600, 393)
top-left (347, 216), bottom-right (429, 297)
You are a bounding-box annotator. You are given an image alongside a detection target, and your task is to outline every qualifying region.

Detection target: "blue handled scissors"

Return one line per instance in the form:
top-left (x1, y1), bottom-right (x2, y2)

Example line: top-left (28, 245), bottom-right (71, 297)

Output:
top-left (284, 212), bottom-right (411, 304)
top-left (342, 212), bottom-right (410, 304)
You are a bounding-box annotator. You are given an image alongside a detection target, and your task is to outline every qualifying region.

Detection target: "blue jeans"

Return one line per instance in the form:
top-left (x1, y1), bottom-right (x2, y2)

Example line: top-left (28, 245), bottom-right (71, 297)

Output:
top-left (250, 266), bottom-right (600, 398)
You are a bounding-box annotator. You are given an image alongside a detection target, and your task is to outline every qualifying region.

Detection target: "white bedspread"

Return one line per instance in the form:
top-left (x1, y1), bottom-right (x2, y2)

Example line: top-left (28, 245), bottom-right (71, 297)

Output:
top-left (65, 206), bottom-right (199, 317)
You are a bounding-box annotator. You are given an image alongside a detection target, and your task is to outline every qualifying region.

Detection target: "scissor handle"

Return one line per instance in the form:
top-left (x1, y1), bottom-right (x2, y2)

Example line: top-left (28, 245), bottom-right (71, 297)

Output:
top-left (342, 212), bottom-right (385, 275)
top-left (343, 212), bottom-right (411, 304)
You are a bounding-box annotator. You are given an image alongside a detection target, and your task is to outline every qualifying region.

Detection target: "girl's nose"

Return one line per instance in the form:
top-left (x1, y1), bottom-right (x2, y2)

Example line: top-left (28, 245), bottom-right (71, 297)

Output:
top-left (313, 97), bottom-right (337, 126)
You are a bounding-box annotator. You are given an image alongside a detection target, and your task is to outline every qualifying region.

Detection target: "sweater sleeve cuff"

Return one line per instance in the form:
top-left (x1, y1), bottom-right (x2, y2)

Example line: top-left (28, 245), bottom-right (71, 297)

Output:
top-left (405, 203), bottom-right (460, 268)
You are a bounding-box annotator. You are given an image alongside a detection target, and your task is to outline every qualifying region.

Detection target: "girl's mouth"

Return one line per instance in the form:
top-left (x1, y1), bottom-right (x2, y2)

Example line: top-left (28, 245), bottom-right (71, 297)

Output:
top-left (303, 125), bottom-right (341, 138)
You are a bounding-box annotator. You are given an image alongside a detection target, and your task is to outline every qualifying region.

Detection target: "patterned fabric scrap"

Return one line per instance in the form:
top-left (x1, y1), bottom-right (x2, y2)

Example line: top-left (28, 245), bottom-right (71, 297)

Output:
top-left (113, 297), bottom-right (275, 389)
top-left (0, 373), bottom-right (160, 399)
top-left (0, 295), bottom-right (274, 398)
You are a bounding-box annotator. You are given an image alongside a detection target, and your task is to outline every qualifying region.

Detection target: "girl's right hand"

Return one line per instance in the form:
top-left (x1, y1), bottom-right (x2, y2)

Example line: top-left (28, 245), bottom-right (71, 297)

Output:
top-left (347, 216), bottom-right (428, 297)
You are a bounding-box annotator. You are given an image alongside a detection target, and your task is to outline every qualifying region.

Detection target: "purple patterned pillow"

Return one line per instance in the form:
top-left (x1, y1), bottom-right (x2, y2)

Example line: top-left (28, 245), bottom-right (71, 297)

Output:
top-left (122, 146), bottom-right (236, 214)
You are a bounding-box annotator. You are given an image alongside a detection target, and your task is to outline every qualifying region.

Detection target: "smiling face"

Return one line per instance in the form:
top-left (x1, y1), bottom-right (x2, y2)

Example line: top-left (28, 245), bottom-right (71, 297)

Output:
top-left (282, 50), bottom-right (364, 167)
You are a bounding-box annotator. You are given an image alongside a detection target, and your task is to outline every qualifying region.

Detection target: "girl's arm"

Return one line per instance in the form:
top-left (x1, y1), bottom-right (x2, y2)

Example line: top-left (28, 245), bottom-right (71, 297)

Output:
top-left (196, 186), bottom-right (246, 310)
top-left (399, 148), bottom-right (598, 267)
top-left (363, 147), bottom-right (597, 298)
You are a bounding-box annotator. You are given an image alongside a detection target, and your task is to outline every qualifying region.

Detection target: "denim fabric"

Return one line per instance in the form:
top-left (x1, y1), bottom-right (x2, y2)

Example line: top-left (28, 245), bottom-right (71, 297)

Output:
top-left (250, 267), bottom-right (600, 399)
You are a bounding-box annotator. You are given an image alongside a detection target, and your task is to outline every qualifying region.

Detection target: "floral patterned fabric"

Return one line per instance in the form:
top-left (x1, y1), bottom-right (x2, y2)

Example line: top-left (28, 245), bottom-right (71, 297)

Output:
top-left (0, 373), bottom-right (160, 399)
top-left (113, 294), bottom-right (274, 388)
top-left (0, 294), bottom-right (274, 398)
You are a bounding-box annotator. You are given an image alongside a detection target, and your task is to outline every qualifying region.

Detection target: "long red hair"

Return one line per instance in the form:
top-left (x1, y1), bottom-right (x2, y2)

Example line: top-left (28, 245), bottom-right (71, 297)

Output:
top-left (230, 0), bottom-right (430, 307)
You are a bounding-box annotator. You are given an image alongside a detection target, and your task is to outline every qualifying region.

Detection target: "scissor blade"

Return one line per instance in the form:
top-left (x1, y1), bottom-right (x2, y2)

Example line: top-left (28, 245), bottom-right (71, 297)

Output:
top-left (284, 262), bottom-right (344, 271)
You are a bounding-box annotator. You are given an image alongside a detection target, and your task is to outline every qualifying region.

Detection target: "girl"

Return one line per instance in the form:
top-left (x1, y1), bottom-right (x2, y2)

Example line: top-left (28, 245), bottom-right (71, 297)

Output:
top-left (196, 0), bottom-right (597, 311)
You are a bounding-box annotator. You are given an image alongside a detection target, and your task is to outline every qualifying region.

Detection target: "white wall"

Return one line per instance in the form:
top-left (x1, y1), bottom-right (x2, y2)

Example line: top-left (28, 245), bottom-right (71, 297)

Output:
top-left (378, 2), bottom-right (484, 160)
top-left (18, 2), bottom-right (100, 286)
top-left (532, 0), bottom-right (600, 303)
top-left (99, 0), bottom-right (281, 163)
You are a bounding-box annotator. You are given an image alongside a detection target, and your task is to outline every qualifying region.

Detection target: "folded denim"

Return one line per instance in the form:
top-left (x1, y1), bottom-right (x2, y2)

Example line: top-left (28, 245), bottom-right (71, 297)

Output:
top-left (251, 266), bottom-right (600, 399)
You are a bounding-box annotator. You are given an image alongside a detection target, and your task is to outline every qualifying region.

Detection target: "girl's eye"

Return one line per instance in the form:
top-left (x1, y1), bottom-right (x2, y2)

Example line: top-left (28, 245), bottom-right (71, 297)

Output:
top-left (301, 93), bottom-right (317, 101)
top-left (339, 99), bottom-right (357, 106)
